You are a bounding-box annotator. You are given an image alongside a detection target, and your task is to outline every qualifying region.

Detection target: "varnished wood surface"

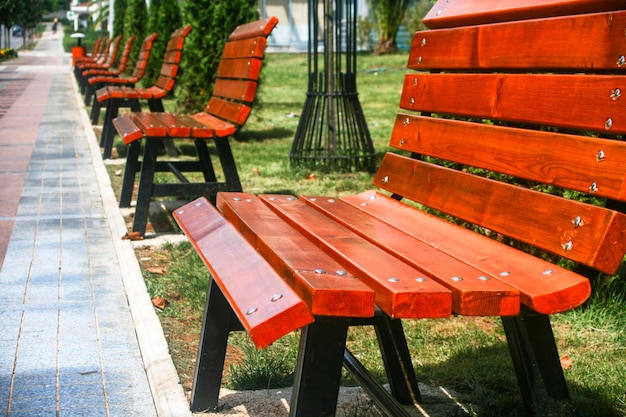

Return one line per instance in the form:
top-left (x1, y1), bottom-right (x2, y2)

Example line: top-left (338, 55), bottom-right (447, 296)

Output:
top-left (217, 192), bottom-right (376, 318)
top-left (173, 197), bottom-right (313, 349)
top-left (424, 0), bottom-right (626, 28)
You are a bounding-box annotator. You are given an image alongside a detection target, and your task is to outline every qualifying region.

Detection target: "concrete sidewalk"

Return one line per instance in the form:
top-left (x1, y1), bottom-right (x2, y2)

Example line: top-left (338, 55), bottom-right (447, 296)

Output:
top-left (0, 27), bottom-right (190, 417)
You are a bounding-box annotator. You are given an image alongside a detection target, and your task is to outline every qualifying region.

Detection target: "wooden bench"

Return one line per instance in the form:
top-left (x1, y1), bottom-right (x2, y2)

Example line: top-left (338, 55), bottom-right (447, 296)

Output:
top-left (76, 35), bottom-right (129, 99)
top-left (79, 35), bottom-right (136, 104)
top-left (73, 36), bottom-right (106, 66)
top-left (173, 1), bottom-right (626, 416)
top-left (112, 17), bottom-right (279, 237)
top-left (87, 33), bottom-right (158, 126)
top-left (95, 26), bottom-right (191, 159)
top-left (73, 35), bottom-right (122, 81)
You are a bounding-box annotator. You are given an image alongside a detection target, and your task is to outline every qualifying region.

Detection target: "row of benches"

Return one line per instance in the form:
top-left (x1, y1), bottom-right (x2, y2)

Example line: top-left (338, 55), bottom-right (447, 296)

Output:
top-left (76, 18), bottom-right (279, 236)
top-left (172, 1), bottom-right (625, 417)
top-left (77, 2), bottom-right (626, 416)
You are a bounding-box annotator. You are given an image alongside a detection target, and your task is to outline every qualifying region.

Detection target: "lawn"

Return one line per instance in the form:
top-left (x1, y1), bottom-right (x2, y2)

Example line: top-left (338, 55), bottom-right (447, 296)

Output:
top-left (102, 51), bottom-right (626, 417)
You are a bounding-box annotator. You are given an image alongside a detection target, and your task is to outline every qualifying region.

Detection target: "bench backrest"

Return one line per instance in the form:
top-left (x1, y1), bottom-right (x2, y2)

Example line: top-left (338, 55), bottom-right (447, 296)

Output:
top-left (377, 1), bottom-right (626, 277)
top-left (103, 35), bottom-right (122, 67)
top-left (114, 35), bottom-right (136, 73)
top-left (127, 33), bottom-right (158, 83)
top-left (202, 16), bottom-right (279, 127)
top-left (153, 25), bottom-right (193, 92)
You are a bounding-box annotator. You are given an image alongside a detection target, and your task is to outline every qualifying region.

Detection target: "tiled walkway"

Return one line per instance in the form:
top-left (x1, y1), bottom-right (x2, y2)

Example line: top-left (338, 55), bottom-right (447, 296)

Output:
top-left (0, 28), bottom-right (189, 417)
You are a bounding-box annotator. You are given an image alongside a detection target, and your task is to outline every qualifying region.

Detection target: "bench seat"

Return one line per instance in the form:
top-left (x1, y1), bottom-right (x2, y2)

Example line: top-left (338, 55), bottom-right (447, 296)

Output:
top-left (174, 2), bottom-right (626, 416)
top-left (112, 17), bottom-right (279, 237)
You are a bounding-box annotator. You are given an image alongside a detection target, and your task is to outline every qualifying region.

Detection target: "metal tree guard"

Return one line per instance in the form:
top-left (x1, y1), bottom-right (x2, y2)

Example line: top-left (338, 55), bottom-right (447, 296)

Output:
top-left (290, 0), bottom-right (376, 172)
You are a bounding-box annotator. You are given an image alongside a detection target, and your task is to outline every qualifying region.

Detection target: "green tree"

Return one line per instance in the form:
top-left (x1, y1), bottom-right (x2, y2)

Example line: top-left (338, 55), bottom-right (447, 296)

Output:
top-left (367, 0), bottom-right (410, 54)
top-left (112, 0), bottom-right (127, 37)
top-left (123, 0), bottom-right (147, 70)
top-left (176, 0), bottom-right (258, 112)
top-left (144, 0), bottom-right (180, 86)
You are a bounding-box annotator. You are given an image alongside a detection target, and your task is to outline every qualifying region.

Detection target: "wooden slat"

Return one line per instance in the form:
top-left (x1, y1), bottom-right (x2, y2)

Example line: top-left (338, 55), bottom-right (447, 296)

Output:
top-left (112, 114), bottom-right (144, 144)
top-left (229, 16), bottom-right (279, 41)
top-left (160, 50), bottom-right (182, 65)
top-left (136, 85), bottom-right (166, 99)
top-left (259, 194), bottom-right (453, 319)
top-left (131, 113), bottom-right (168, 137)
top-left (203, 97), bottom-right (251, 127)
top-left (222, 37), bottom-right (268, 59)
top-left (212, 79), bottom-right (258, 102)
top-left (216, 57), bottom-right (263, 81)
top-left (374, 153), bottom-right (626, 274)
top-left (150, 113), bottom-right (192, 137)
top-left (400, 73), bottom-right (626, 134)
top-left (158, 63), bottom-right (179, 78)
top-left (173, 197), bottom-right (314, 349)
top-left (341, 191), bottom-right (593, 315)
top-left (390, 115), bottom-right (626, 201)
top-left (423, 0), bottom-right (626, 28)
top-left (411, 10), bottom-right (626, 71)
top-left (217, 192), bottom-right (376, 318)
top-left (190, 112), bottom-right (235, 137)
top-left (301, 195), bottom-right (520, 316)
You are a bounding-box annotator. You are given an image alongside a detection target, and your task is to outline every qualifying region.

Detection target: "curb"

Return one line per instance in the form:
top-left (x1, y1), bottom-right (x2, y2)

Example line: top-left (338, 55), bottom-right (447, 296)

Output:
top-left (71, 72), bottom-right (192, 417)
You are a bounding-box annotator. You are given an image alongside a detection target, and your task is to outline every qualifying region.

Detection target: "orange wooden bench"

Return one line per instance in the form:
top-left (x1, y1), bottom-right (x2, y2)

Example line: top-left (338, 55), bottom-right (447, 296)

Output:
top-left (79, 35), bottom-right (136, 103)
top-left (73, 36), bottom-right (106, 66)
top-left (173, 1), bottom-right (626, 416)
top-left (112, 17), bottom-right (279, 237)
top-left (95, 26), bottom-right (191, 159)
top-left (73, 35), bottom-right (122, 80)
top-left (87, 33), bottom-right (158, 126)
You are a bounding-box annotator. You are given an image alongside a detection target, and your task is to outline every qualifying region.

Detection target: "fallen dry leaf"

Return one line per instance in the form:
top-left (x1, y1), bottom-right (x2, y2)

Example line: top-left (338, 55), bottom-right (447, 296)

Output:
top-left (151, 296), bottom-right (167, 310)
top-left (121, 231), bottom-right (143, 241)
top-left (560, 355), bottom-right (573, 370)
top-left (252, 167), bottom-right (260, 175)
top-left (147, 267), bottom-right (165, 275)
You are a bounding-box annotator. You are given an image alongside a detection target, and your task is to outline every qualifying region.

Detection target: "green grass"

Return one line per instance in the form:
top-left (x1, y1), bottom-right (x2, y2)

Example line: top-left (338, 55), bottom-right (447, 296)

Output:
top-left (102, 52), bottom-right (626, 416)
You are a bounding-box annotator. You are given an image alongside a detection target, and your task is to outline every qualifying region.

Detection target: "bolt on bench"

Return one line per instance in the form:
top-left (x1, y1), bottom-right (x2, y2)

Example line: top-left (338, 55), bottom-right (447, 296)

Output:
top-left (174, 1), bottom-right (626, 416)
top-left (112, 17), bottom-right (279, 237)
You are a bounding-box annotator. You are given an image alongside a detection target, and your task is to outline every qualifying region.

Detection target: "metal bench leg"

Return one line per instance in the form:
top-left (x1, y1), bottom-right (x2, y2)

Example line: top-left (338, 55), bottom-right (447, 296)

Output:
top-left (290, 317), bottom-right (349, 417)
top-left (119, 140), bottom-right (141, 208)
top-left (90, 94), bottom-right (101, 125)
top-left (131, 139), bottom-right (158, 235)
top-left (194, 140), bottom-right (218, 183)
top-left (373, 315), bottom-right (421, 405)
top-left (190, 279), bottom-right (243, 413)
top-left (148, 99), bottom-right (178, 157)
top-left (102, 99), bottom-right (141, 159)
top-left (100, 100), bottom-right (119, 158)
top-left (213, 138), bottom-right (243, 192)
top-left (502, 308), bottom-right (573, 417)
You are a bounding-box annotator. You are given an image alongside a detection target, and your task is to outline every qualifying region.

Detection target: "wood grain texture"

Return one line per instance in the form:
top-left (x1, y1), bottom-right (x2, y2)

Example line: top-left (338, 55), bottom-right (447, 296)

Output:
top-left (173, 197), bottom-right (313, 349)
top-left (217, 192), bottom-right (376, 318)
top-left (258, 194), bottom-right (453, 319)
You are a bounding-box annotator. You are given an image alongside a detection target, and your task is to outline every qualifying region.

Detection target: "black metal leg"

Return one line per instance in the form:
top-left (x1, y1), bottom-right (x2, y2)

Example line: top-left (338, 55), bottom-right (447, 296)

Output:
top-left (213, 138), bottom-right (243, 192)
top-left (343, 349), bottom-right (412, 417)
top-left (290, 317), bottom-right (349, 417)
top-left (190, 279), bottom-right (243, 413)
top-left (373, 315), bottom-right (421, 405)
top-left (502, 309), bottom-right (573, 417)
top-left (100, 100), bottom-right (119, 158)
top-left (194, 140), bottom-right (218, 183)
top-left (90, 93), bottom-right (101, 124)
top-left (119, 140), bottom-right (141, 208)
top-left (131, 139), bottom-right (158, 235)
top-left (102, 99), bottom-right (141, 158)
top-left (147, 99), bottom-right (178, 156)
